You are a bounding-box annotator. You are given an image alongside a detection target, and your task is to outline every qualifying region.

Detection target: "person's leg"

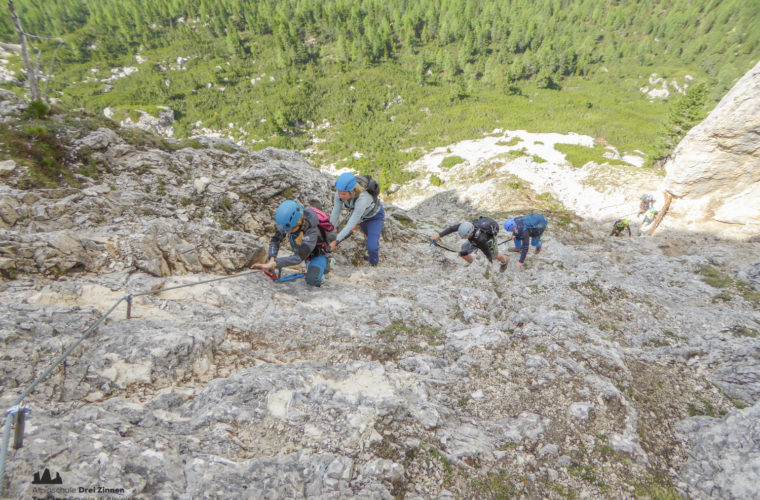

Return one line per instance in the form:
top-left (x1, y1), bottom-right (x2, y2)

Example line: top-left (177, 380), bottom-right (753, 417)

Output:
top-left (305, 255), bottom-right (327, 286)
top-left (460, 241), bottom-right (475, 263)
top-left (497, 252), bottom-right (509, 271)
top-left (359, 221), bottom-right (370, 260)
top-left (532, 228), bottom-right (545, 248)
top-left (361, 207), bottom-right (385, 266)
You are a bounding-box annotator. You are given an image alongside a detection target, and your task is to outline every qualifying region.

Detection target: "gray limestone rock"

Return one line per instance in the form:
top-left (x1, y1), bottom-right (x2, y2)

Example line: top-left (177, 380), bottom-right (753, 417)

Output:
top-left (677, 402), bottom-right (760, 499)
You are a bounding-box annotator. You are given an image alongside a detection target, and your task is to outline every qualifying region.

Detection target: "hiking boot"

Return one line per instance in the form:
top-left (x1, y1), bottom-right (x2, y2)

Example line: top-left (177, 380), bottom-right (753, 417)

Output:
top-left (499, 257), bottom-right (509, 273)
top-left (535, 247), bottom-right (541, 254)
top-left (508, 247), bottom-right (521, 253)
top-left (305, 266), bottom-right (322, 287)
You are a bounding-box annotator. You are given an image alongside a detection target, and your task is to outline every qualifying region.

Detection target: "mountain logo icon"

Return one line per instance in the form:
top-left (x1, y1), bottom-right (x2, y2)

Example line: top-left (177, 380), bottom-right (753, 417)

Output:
top-left (32, 468), bottom-right (63, 484)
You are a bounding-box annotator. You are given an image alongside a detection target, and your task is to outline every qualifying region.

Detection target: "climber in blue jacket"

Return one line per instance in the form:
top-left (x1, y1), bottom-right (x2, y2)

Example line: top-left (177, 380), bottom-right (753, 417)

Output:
top-left (504, 214), bottom-right (548, 267)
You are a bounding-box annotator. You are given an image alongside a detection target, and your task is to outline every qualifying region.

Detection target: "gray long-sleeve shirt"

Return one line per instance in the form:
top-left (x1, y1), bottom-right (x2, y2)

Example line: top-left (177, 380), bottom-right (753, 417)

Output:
top-left (329, 191), bottom-right (379, 242)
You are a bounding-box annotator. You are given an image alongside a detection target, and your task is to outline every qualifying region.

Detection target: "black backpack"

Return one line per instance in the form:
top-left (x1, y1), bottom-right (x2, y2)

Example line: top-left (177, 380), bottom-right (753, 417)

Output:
top-left (356, 174), bottom-right (380, 202)
top-left (473, 216), bottom-right (499, 238)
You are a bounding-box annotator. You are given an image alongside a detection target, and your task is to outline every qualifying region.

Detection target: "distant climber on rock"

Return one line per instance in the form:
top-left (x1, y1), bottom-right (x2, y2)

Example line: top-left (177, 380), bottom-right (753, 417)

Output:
top-left (504, 214), bottom-right (548, 267)
top-left (610, 218), bottom-right (632, 237)
top-left (642, 208), bottom-right (658, 227)
top-left (431, 216), bottom-right (509, 272)
top-left (329, 172), bottom-right (385, 266)
top-left (638, 194), bottom-right (655, 216)
top-left (251, 200), bottom-right (336, 287)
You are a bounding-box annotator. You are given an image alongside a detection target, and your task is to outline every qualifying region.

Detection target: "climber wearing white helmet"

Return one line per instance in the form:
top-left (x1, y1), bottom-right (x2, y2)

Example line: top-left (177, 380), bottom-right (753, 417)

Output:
top-left (431, 216), bottom-right (509, 272)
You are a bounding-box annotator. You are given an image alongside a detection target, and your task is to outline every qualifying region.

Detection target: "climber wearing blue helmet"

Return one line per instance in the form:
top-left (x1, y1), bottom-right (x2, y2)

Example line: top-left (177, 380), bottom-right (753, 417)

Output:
top-left (251, 200), bottom-right (336, 287)
top-left (432, 216), bottom-right (509, 272)
top-left (504, 214), bottom-right (548, 267)
top-left (329, 172), bottom-right (385, 266)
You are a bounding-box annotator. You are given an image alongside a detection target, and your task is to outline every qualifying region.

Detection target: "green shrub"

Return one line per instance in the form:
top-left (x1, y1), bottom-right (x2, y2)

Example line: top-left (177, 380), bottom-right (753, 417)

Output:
top-left (697, 265), bottom-right (733, 288)
top-left (439, 155), bottom-right (466, 169)
top-left (25, 100), bottom-right (50, 119)
top-left (2, 121), bottom-right (81, 188)
top-left (430, 174), bottom-right (443, 186)
top-left (647, 83), bottom-right (708, 167)
top-left (251, 135), bottom-right (297, 151)
top-left (555, 143), bottom-right (628, 168)
top-left (497, 136), bottom-right (521, 147)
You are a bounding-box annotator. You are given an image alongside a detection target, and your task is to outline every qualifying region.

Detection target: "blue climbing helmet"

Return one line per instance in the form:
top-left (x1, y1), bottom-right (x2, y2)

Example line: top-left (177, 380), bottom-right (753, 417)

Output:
top-left (335, 172), bottom-right (357, 191)
top-left (275, 200), bottom-right (303, 231)
top-left (458, 221), bottom-right (475, 238)
top-left (504, 219), bottom-right (516, 232)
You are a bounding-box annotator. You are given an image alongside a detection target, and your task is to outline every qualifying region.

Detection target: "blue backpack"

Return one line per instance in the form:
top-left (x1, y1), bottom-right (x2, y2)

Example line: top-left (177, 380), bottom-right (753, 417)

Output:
top-left (520, 214), bottom-right (547, 230)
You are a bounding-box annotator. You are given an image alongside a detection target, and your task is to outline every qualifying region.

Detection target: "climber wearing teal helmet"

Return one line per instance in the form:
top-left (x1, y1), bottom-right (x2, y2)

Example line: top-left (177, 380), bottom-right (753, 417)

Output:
top-left (251, 200), bottom-right (336, 287)
top-left (432, 216), bottom-right (509, 272)
top-left (504, 214), bottom-right (548, 267)
top-left (335, 172), bottom-right (358, 191)
top-left (329, 172), bottom-right (385, 266)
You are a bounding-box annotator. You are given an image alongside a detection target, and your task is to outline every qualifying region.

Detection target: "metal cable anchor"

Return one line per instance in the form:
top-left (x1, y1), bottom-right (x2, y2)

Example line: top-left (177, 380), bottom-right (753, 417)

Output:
top-left (6, 406), bottom-right (31, 449)
top-left (126, 294), bottom-right (133, 319)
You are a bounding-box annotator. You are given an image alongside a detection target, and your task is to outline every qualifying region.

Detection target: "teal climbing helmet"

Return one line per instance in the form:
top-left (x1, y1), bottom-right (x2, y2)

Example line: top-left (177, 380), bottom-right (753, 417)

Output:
top-left (504, 219), bottom-right (516, 232)
top-left (335, 172), bottom-right (357, 191)
top-left (275, 200), bottom-right (303, 231)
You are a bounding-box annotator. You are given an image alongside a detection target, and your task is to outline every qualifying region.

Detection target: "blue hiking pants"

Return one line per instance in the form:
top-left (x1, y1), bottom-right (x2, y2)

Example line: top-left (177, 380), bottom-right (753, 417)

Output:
top-left (359, 205), bottom-right (385, 266)
top-left (514, 228), bottom-right (544, 249)
top-left (305, 254), bottom-right (327, 287)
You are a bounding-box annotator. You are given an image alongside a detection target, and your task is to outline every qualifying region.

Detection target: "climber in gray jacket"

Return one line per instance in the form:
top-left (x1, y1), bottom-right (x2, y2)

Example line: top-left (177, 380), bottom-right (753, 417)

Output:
top-left (329, 172), bottom-right (385, 266)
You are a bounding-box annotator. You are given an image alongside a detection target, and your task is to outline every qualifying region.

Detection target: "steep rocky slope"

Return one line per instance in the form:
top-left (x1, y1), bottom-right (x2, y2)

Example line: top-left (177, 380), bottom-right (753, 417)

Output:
top-left (2, 87), bottom-right (760, 497)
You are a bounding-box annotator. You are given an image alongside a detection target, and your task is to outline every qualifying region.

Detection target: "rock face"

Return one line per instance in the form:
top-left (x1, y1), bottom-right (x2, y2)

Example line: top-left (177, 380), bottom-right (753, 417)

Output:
top-left (662, 59), bottom-right (760, 239)
top-left (1, 109), bottom-right (759, 499)
top-left (103, 106), bottom-right (176, 137)
top-left (0, 127), bottom-right (344, 277)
